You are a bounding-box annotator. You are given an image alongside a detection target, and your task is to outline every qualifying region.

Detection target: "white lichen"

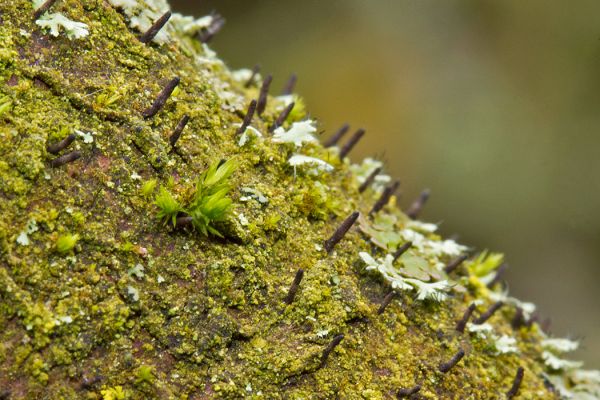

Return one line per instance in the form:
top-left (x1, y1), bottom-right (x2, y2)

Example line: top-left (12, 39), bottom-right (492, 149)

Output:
top-left (350, 158), bottom-right (391, 193)
top-left (75, 129), bottom-right (94, 144)
top-left (494, 335), bottom-right (519, 355)
top-left (316, 329), bottom-right (330, 338)
top-left (400, 228), bottom-right (467, 258)
top-left (406, 220), bottom-right (438, 233)
top-left (16, 219), bottom-right (38, 246)
top-left (232, 68), bottom-right (260, 83)
top-left (541, 336), bottom-right (583, 371)
top-left (359, 252), bottom-right (450, 301)
top-left (107, 0), bottom-right (138, 8)
top-left (237, 125), bottom-right (262, 147)
top-left (543, 351), bottom-right (583, 371)
top-left (546, 369), bottom-right (600, 399)
top-left (288, 154), bottom-right (333, 176)
top-left (404, 278), bottom-right (450, 301)
top-left (237, 213), bottom-right (249, 227)
top-left (127, 286), bottom-right (140, 302)
top-left (273, 120), bottom-right (318, 147)
top-left (239, 187), bottom-right (268, 204)
top-left (36, 13), bottom-right (89, 39)
top-left (542, 338), bottom-right (579, 354)
top-left (56, 316), bottom-right (73, 325)
top-left (128, 264), bottom-right (145, 279)
top-left (467, 322), bottom-right (494, 338)
top-left (487, 290), bottom-right (536, 319)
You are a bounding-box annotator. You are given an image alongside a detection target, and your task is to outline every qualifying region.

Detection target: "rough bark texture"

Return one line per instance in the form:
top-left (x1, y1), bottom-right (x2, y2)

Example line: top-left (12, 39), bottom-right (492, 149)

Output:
top-left (0, 1), bottom-right (596, 399)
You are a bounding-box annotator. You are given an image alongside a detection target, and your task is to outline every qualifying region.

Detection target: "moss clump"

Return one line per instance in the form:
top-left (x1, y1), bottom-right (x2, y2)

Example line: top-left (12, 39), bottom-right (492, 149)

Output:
top-left (55, 233), bottom-right (79, 253)
top-left (0, 0), bottom-right (597, 399)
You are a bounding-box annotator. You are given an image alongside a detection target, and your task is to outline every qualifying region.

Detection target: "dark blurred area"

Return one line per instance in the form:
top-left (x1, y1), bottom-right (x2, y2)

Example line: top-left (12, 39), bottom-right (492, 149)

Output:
top-left (171, 0), bottom-right (600, 367)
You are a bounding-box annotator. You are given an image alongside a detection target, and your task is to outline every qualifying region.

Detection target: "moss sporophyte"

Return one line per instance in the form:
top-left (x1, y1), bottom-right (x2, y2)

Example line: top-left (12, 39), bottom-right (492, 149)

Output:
top-left (0, 0), bottom-right (598, 398)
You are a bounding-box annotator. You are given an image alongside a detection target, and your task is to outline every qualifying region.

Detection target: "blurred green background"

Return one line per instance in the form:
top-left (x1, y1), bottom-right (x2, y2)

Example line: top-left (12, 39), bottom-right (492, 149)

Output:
top-left (171, 0), bottom-right (600, 367)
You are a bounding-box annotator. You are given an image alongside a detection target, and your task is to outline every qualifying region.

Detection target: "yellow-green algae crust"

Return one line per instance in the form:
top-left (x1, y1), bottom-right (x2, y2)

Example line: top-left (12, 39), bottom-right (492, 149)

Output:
top-left (0, 0), bottom-right (563, 399)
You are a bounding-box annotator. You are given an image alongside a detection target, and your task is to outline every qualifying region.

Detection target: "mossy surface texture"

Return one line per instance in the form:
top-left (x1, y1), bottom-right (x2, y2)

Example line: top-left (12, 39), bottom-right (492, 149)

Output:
top-left (0, 1), bottom-right (594, 399)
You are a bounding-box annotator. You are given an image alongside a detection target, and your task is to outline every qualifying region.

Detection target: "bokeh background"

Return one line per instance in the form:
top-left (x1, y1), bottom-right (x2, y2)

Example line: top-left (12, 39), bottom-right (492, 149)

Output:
top-left (171, 0), bottom-right (600, 367)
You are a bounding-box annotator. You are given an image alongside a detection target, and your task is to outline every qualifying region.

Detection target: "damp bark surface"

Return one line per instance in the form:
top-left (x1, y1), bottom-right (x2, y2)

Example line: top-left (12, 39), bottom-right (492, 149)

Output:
top-left (0, 1), bottom-right (583, 399)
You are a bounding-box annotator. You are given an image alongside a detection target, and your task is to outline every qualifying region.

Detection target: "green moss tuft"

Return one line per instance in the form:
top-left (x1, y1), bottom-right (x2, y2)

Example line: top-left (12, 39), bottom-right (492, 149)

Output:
top-left (154, 186), bottom-right (183, 227)
top-left (55, 233), bottom-right (79, 254)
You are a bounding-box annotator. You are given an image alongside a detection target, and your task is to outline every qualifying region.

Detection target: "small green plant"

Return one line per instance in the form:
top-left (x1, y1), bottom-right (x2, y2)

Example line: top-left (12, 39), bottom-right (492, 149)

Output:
top-left (55, 233), bottom-right (79, 253)
top-left (134, 364), bottom-right (155, 385)
top-left (154, 159), bottom-right (237, 236)
top-left (95, 92), bottom-right (121, 108)
top-left (100, 385), bottom-right (127, 400)
top-left (187, 158), bottom-right (237, 237)
top-left (466, 250), bottom-right (504, 278)
top-left (154, 186), bottom-right (183, 227)
top-left (0, 95), bottom-right (12, 116)
top-left (141, 179), bottom-right (158, 197)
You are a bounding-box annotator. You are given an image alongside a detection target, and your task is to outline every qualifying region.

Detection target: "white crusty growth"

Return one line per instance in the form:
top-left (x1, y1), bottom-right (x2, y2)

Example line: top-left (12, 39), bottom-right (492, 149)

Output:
top-left (272, 120), bottom-right (318, 147)
top-left (36, 13), bottom-right (89, 39)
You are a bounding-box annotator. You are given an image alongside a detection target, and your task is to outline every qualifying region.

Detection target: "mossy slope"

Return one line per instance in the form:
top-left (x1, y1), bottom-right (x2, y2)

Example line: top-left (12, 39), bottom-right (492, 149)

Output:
top-left (0, 1), bottom-right (594, 399)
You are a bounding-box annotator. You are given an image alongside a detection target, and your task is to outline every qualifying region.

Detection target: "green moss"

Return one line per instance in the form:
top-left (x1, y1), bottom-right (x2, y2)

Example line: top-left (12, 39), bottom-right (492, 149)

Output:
top-left (134, 365), bottom-right (155, 386)
top-left (140, 179), bottom-right (157, 197)
top-left (154, 186), bottom-right (183, 227)
top-left (55, 233), bottom-right (79, 253)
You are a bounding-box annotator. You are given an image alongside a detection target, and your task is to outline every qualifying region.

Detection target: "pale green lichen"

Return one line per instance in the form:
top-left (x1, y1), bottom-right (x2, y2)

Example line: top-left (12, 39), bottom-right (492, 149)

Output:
top-left (35, 13), bottom-right (89, 39)
top-left (272, 120), bottom-right (318, 147)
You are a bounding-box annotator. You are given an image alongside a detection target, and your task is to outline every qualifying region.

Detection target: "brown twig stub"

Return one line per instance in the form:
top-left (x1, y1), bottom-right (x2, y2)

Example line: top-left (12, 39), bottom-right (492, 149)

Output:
top-left (142, 77), bottom-right (180, 119)
top-left (281, 73), bottom-right (297, 95)
top-left (33, 0), bottom-right (58, 19)
top-left (369, 181), bottom-right (400, 215)
top-left (397, 385), bottom-right (421, 398)
top-left (487, 263), bottom-right (508, 288)
top-left (358, 167), bottom-right (381, 193)
top-left (443, 254), bottom-right (468, 274)
top-left (323, 211), bottom-right (360, 254)
top-left (324, 123), bottom-right (350, 147)
top-left (438, 348), bottom-right (465, 373)
top-left (511, 307), bottom-right (526, 330)
top-left (175, 215), bottom-right (193, 229)
top-left (256, 74), bottom-right (273, 116)
top-left (393, 241), bottom-right (412, 262)
top-left (50, 150), bottom-right (81, 168)
top-left (319, 334), bottom-right (344, 368)
top-left (406, 189), bottom-right (431, 219)
top-left (236, 100), bottom-right (257, 135)
top-left (139, 11), bottom-right (172, 44)
top-left (473, 301), bottom-right (504, 325)
top-left (338, 128), bottom-right (365, 159)
top-left (244, 64), bottom-right (261, 88)
top-left (169, 114), bottom-right (190, 147)
top-left (377, 291), bottom-right (396, 315)
top-left (197, 14), bottom-right (225, 43)
top-left (269, 102), bottom-right (295, 133)
top-left (455, 303), bottom-right (477, 333)
top-left (47, 133), bottom-right (76, 154)
top-left (284, 269), bottom-right (304, 305)
top-left (506, 367), bottom-right (524, 399)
